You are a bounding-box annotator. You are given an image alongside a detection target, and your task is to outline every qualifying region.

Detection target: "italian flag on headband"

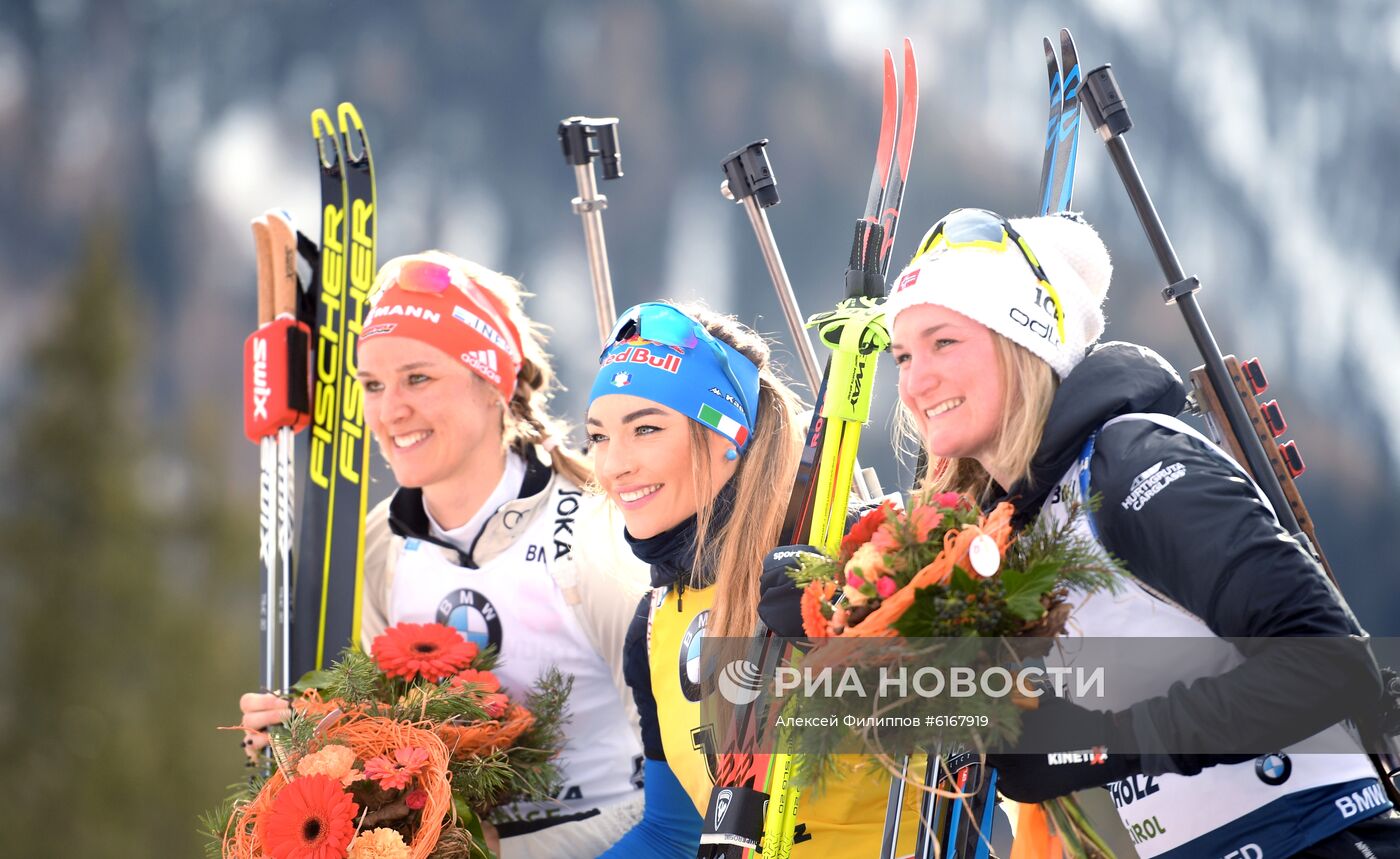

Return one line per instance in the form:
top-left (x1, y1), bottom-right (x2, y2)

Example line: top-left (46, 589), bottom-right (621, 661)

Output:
top-left (697, 404), bottom-right (749, 447)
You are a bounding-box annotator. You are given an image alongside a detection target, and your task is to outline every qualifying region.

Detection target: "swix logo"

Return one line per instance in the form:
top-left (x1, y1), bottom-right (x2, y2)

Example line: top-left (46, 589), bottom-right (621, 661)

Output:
top-left (251, 336), bottom-right (271, 421)
top-left (453, 306), bottom-right (514, 355)
top-left (461, 350), bottom-right (502, 384)
top-left (893, 266), bottom-right (921, 294)
top-left (600, 345), bottom-right (683, 374)
top-left (366, 303), bottom-right (441, 325)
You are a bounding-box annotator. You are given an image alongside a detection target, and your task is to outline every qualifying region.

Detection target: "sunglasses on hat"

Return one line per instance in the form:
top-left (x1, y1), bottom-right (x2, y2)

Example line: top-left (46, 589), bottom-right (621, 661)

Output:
top-left (603, 302), bottom-right (755, 427)
top-left (371, 257), bottom-right (523, 364)
top-left (912, 208), bottom-right (1067, 343)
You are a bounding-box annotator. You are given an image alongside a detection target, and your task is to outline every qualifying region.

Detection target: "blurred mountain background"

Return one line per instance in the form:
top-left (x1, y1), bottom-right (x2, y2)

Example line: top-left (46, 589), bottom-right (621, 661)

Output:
top-left (1, 0), bottom-right (1397, 854)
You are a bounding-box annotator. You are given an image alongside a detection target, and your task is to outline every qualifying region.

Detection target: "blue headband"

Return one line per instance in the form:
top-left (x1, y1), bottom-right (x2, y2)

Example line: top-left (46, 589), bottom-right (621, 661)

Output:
top-left (588, 303), bottom-right (761, 454)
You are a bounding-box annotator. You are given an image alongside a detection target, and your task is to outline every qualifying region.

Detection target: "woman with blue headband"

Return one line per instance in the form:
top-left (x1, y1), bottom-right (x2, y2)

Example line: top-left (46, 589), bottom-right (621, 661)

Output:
top-left (587, 302), bottom-right (923, 857)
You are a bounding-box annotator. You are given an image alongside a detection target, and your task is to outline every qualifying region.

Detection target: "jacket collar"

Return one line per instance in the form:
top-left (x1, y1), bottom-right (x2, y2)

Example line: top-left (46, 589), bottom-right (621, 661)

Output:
top-left (991, 341), bottom-right (1186, 528)
top-left (387, 444), bottom-right (556, 567)
top-left (626, 477), bottom-right (738, 590)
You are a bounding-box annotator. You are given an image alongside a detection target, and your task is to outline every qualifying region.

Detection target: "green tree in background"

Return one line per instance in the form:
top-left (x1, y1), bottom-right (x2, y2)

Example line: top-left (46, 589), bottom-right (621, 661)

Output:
top-left (0, 219), bottom-right (255, 856)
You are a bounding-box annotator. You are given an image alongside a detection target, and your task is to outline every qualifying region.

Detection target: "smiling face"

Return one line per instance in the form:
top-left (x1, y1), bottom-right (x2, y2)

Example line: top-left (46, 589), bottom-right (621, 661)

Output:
top-left (358, 336), bottom-right (505, 494)
top-left (891, 303), bottom-right (1007, 470)
top-left (587, 393), bottom-right (738, 539)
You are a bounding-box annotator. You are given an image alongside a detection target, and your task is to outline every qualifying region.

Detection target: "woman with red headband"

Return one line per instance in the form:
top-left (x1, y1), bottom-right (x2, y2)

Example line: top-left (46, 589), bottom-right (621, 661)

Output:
top-left (240, 251), bottom-right (649, 858)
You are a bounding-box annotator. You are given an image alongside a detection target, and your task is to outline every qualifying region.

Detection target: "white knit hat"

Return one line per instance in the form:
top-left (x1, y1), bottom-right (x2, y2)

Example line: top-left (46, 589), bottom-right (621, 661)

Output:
top-left (884, 210), bottom-right (1112, 378)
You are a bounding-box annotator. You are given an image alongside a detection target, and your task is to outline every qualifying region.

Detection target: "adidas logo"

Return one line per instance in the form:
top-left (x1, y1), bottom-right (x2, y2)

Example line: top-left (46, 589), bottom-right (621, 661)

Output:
top-left (460, 349), bottom-right (502, 383)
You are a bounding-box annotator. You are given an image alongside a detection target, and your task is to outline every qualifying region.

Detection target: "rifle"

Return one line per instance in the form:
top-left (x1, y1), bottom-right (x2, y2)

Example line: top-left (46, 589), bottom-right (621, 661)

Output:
top-left (1080, 62), bottom-right (1400, 808)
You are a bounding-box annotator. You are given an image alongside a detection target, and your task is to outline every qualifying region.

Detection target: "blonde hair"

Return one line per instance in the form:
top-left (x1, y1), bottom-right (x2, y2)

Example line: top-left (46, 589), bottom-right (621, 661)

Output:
top-left (670, 304), bottom-right (803, 640)
top-left (370, 250), bottom-right (593, 487)
top-left (895, 332), bottom-right (1058, 501)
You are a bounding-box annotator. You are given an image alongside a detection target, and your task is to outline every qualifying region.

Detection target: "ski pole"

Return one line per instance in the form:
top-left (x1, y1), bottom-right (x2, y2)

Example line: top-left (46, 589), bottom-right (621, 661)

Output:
top-left (1079, 65), bottom-right (1320, 570)
top-left (265, 212), bottom-right (303, 693)
top-left (245, 212), bottom-right (312, 695)
top-left (559, 116), bottom-right (622, 343)
top-left (719, 139), bottom-right (878, 503)
top-left (249, 217), bottom-right (278, 696)
top-left (720, 140), bottom-right (821, 395)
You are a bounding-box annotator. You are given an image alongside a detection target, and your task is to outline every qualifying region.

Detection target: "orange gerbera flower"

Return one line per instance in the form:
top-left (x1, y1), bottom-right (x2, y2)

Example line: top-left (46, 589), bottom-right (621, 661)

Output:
top-left (449, 668), bottom-right (502, 694)
top-left (363, 746), bottom-right (431, 791)
top-left (257, 774), bottom-right (359, 859)
top-left (371, 622), bottom-right (477, 682)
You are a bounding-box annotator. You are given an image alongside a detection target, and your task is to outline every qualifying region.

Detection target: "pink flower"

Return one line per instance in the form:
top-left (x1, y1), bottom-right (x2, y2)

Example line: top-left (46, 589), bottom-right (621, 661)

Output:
top-left (876, 576), bottom-right (898, 599)
top-left (846, 572), bottom-right (866, 590)
top-left (869, 523), bottom-right (901, 554)
top-left (930, 491), bottom-right (970, 511)
top-left (404, 789), bottom-right (428, 810)
top-left (482, 693), bottom-right (509, 719)
top-left (363, 746), bottom-right (430, 791)
top-left (909, 505), bottom-right (944, 543)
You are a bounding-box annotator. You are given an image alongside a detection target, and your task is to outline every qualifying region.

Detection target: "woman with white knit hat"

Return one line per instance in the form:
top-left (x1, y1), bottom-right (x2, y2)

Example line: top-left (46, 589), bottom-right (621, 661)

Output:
top-left (881, 208), bottom-right (1399, 857)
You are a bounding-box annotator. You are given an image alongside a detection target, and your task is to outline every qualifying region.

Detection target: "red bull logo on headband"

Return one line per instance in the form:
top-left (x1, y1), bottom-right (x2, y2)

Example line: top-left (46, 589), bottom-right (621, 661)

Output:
top-left (600, 344), bottom-right (683, 374)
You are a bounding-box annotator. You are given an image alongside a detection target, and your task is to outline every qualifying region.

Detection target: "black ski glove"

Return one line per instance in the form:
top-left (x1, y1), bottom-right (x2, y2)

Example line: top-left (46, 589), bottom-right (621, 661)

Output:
top-left (987, 694), bottom-right (1141, 803)
top-left (758, 545), bottom-right (824, 637)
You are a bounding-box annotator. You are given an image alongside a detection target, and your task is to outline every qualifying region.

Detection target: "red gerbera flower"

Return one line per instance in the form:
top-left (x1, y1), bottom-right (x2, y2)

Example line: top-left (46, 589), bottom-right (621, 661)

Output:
top-left (363, 746), bottom-right (431, 791)
top-left (371, 622), bottom-right (477, 682)
top-left (840, 500), bottom-right (895, 560)
top-left (258, 774), bottom-right (359, 859)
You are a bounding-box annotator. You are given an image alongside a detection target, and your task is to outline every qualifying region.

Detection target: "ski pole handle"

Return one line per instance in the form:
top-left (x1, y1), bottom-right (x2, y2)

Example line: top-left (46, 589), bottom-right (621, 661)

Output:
top-left (720, 140), bottom-right (874, 503)
top-left (1080, 63), bottom-right (1312, 552)
top-left (559, 117), bottom-right (622, 343)
top-left (720, 140), bottom-right (822, 394)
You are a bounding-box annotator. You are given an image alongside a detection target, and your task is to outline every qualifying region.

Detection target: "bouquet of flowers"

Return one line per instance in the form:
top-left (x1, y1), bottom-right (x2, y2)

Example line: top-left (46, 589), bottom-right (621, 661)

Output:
top-left (786, 491), bottom-right (1122, 857)
top-left (794, 492), bottom-right (1113, 641)
top-left (205, 622), bottom-right (570, 859)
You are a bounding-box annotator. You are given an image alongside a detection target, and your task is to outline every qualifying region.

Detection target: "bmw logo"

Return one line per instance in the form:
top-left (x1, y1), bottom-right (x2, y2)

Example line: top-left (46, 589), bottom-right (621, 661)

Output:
top-left (436, 588), bottom-right (504, 652)
top-left (1256, 752), bottom-right (1291, 786)
top-left (678, 609), bottom-right (710, 702)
